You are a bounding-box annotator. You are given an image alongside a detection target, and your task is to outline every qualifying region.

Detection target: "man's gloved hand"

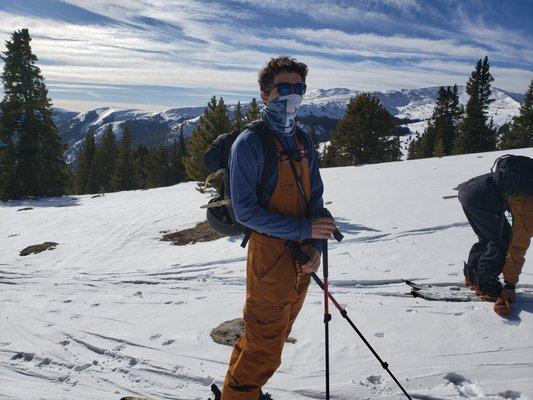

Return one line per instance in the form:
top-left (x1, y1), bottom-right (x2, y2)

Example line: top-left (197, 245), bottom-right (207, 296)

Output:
top-left (494, 283), bottom-right (516, 317)
top-left (299, 244), bottom-right (321, 274)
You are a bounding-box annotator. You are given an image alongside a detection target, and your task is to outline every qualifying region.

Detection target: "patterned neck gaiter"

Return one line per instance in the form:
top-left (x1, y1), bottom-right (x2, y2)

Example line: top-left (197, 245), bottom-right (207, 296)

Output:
top-left (260, 93), bottom-right (303, 137)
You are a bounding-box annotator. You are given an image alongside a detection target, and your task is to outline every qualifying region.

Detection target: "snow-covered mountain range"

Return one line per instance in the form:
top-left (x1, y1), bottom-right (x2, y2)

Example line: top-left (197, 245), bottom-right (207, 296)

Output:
top-left (54, 86), bottom-right (523, 165)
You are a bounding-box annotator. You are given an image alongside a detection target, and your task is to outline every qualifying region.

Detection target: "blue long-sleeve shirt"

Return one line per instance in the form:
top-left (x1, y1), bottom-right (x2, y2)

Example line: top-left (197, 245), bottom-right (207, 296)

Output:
top-left (229, 123), bottom-right (324, 251)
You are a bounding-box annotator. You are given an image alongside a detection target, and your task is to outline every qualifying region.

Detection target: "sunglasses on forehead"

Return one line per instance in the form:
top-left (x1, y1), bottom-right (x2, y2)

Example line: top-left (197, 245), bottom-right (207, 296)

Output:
top-left (264, 81), bottom-right (307, 96)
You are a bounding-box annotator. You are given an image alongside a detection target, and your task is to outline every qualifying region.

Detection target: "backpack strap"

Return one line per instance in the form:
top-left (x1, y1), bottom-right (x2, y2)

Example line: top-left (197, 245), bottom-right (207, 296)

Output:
top-left (238, 121), bottom-right (314, 248)
top-left (239, 120), bottom-right (277, 248)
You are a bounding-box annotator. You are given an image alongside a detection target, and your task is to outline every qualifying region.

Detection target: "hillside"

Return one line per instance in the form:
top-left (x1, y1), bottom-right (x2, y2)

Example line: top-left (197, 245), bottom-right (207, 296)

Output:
top-left (1, 148), bottom-right (532, 399)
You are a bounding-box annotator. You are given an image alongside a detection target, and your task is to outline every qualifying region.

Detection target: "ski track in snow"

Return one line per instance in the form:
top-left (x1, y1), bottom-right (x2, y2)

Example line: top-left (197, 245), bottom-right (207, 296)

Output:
top-left (1, 148), bottom-right (533, 399)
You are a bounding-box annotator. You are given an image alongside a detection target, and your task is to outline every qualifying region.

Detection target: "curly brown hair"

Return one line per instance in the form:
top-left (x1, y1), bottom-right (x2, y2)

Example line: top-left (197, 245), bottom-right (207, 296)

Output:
top-left (258, 56), bottom-right (308, 92)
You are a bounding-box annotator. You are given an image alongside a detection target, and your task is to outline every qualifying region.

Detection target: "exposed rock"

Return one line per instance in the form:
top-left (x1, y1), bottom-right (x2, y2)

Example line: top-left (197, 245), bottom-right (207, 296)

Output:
top-left (161, 221), bottom-right (222, 246)
top-left (20, 242), bottom-right (58, 256)
top-left (211, 318), bottom-right (296, 346)
top-left (17, 207), bottom-right (33, 211)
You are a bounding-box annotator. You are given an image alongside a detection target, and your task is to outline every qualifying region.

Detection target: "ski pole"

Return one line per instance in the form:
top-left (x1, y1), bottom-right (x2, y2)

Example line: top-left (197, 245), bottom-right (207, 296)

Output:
top-left (322, 239), bottom-right (331, 400)
top-left (310, 272), bottom-right (413, 400)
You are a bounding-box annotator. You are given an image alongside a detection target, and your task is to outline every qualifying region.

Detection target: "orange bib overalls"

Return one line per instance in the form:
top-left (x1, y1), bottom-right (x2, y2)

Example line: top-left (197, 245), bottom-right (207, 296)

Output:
top-left (221, 138), bottom-right (312, 400)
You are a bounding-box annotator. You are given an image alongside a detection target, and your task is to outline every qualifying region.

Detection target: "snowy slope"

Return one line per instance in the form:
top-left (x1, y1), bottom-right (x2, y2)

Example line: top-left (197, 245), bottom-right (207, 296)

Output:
top-left (1, 148), bottom-right (533, 400)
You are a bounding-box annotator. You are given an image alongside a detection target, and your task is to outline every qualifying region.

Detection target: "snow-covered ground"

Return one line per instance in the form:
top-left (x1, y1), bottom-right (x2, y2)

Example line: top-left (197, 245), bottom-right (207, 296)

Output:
top-left (1, 148), bottom-right (533, 400)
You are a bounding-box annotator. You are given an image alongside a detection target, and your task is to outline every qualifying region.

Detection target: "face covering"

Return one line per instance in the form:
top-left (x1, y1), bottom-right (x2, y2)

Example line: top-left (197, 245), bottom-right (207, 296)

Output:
top-left (260, 93), bottom-right (303, 137)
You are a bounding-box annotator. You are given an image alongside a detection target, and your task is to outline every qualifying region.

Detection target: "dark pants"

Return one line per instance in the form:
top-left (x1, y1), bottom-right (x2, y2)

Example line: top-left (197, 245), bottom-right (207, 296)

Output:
top-left (458, 173), bottom-right (511, 286)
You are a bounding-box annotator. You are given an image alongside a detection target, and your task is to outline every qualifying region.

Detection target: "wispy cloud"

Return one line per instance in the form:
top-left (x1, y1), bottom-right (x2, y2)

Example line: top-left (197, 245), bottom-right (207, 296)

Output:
top-left (0, 0), bottom-right (530, 112)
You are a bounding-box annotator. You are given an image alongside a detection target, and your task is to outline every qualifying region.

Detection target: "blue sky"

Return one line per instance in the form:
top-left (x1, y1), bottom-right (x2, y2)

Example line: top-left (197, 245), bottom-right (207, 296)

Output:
top-left (0, 0), bottom-right (532, 111)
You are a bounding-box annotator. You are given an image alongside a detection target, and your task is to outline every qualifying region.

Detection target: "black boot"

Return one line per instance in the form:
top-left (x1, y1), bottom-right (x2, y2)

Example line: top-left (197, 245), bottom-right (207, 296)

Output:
top-left (210, 384), bottom-right (273, 400)
top-left (477, 275), bottom-right (502, 301)
top-left (463, 262), bottom-right (479, 288)
top-left (210, 383), bottom-right (221, 400)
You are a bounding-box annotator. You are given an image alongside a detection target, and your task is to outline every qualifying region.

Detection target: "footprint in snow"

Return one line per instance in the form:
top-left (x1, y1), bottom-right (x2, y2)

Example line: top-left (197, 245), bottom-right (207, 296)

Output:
top-left (498, 390), bottom-right (522, 399)
top-left (444, 373), bottom-right (484, 397)
top-left (367, 374), bottom-right (382, 385)
top-left (11, 352), bottom-right (34, 362)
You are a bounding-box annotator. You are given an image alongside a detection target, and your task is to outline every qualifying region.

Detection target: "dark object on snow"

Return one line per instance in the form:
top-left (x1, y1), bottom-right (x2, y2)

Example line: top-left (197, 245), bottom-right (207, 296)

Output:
top-left (19, 242), bottom-right (58, 256)
top-left (492, 154), bottom-right (533, 196)
top-left (404, 279), bottom-right (480, 302)
top-left (210, 318), bottom-right (296, 347)
top-left (458, 173), bottom-right (510, 290)
top-left (209, 383), bottom-right (272, 400)
top-left (120, 397), bottom-right (151, 400)
top-left (160, 221), bottom-right (222, 246)
top-left (209, 384), bottom-right (221, 400)
top-left (17, 207), bottom-right (33, 211)
top-left (91, 194), bottom-right (102, 198)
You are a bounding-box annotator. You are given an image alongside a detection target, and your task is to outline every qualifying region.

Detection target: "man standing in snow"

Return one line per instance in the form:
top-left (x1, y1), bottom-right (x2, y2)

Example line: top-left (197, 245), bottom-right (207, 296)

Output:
top-left (219, 56), bottom-right (336, 399)
top-left (458, 168), bottom-right (532, 316)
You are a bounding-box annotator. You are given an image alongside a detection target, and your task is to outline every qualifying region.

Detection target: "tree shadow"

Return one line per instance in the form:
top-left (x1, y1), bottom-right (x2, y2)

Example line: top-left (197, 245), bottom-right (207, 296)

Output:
top-left (1, 196), bottom-right (81, 209)
top-left (333, 217), bottom-right (381, 236)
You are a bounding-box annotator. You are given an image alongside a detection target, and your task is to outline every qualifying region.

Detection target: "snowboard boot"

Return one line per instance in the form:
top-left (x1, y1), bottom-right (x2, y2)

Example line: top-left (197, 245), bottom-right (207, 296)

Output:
top-left (476, 276), bottom-right (502, 301)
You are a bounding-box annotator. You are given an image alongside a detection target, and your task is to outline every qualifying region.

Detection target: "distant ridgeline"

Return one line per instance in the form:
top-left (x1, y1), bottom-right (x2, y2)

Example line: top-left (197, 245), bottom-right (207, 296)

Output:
top-left (54, 85), bottom-right (523, 167)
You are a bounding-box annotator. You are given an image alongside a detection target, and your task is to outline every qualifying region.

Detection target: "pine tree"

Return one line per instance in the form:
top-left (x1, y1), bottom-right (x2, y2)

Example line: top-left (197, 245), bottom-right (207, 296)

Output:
top-left (500, 80), bottom-right (533, 149)
top-left (133, 143), bottom-right (149, 189)
top-left (454, 57), bottom-right (496, 154)
top-left (411, 85), bottom-right (463, 158)
top-left (319, 143), bottom-right (350, 167)
top-left (146, 146), bottom-right (170, 188)
top-left (232, 101), bottom-right (244, 132)
top-left (407, 132), bottom-right (421, 160)
top-left (433, 138), bottom-right (445, 157)
top-left (111, 122), bottom-right (136, 191)
top-left (183, 96), bottom-right (230, 182)
top-left (177, 124), bottom-right (187, 157)
top-left (0, 28), bottom-right (68, 200)
top-left (74, 129), bottom-right (96, 194)
top-left (246, 98), bottom-right (260, 122)
top-left (92, 125), bottom-right (117, 192)
top-left (327, 93), bottom-right (397, 165)
top-left (309, 122), bottom-right (320, 151)
top-left (387, 134), bottom-right (402, 162)
top-left (169, 139), bottom-right (185, 184)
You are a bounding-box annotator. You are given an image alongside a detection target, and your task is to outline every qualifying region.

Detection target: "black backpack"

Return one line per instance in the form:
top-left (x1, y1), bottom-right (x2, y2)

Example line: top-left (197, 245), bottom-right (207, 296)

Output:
top-left (202, 119), bottom-right (309, 246)
top-left (492, 154), bottom-right (533, 196)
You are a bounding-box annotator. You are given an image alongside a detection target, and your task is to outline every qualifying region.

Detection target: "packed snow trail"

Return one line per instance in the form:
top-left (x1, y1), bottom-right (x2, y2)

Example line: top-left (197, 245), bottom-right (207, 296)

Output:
top-left (1, 148), bottom-right (532, 399)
